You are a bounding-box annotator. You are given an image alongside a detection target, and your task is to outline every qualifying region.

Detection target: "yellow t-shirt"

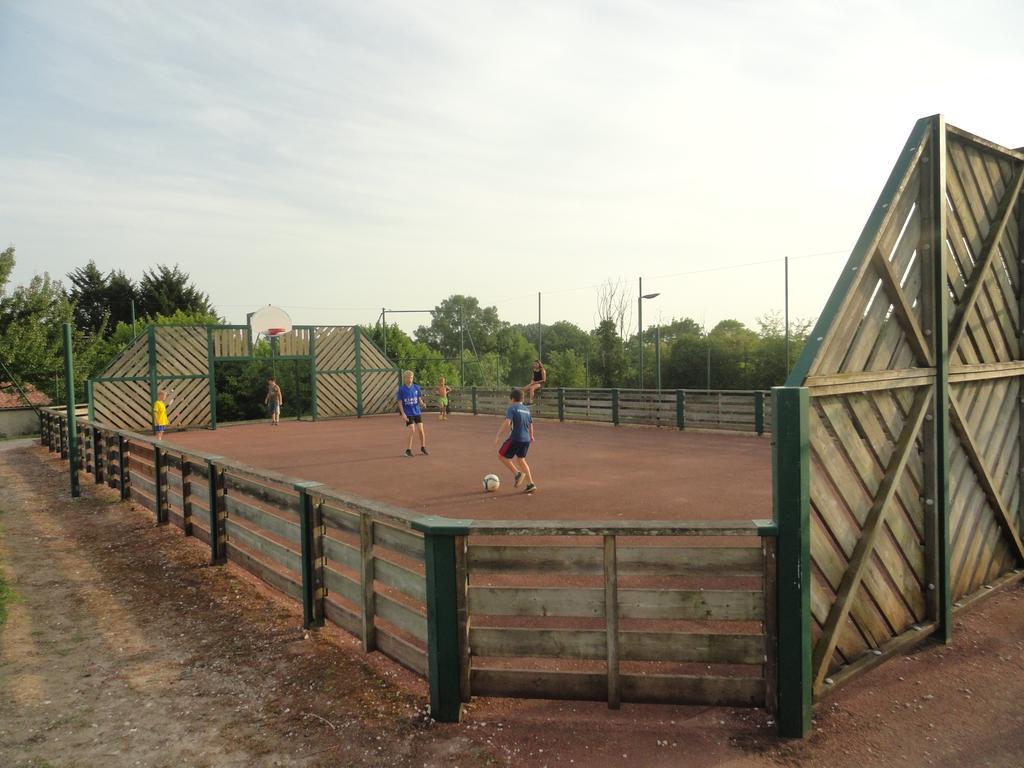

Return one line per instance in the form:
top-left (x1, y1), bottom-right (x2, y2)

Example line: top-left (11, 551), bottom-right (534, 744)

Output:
top-left (153, 400), bottom-right (169, 427)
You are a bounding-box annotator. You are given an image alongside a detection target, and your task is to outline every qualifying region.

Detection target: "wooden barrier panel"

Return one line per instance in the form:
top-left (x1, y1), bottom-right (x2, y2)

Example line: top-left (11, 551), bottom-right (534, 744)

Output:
top-left (778, 117), bottom-right (1024, 726)
top-left (449, 388), bottom-right (770, 432)
top-left (463, 530), bottom-right (772, 709)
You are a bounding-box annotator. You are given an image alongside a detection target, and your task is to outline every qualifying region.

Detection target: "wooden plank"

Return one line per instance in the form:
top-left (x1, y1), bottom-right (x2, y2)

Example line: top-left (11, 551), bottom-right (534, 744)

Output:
top-left (224, 495), bottom-right (300, 545)
top-left (467, 544), bottom-right (763, 576)
top-left (373, 521), bottom-right (425, 561)
top-left (376, 629), bottom-right (428, 677)
top-left (604, 535), bottom-right (620, 709)
top-left (950, 361), bottom-right (1024, 382)
top-left (324, 598), bottom-right (361, 636)
top-left (805, 368), bottom-right (934, 396)
top-left (224, 472), bottom-right (301, 512)
top-left (763, 535), bottom-right (778, 714)
top-left (322, 535), bottom-right (360, 572)
top-left (469, 587), bottom-right (763, 620)
top-left (225, 542), bottom-right (302, 602)
top-left (323, 566), bottom-right (361, 605)
top-left (469, 627), bottom-right (764, 664)
top-left (470, 669), bottom-right (763, 706)
top-left (321, 501), bottom-right (359, 534)
top-left (375, 558), bottom-right (426, 604)
top-left (455, 535), bottom-right (471, 703)
top-left (375, 592), bottom-right (427, 643)
top-left (360, 513), bottom-right (376, 652)
top-left (466, 520), bottom-right (771, 537)
top-left (225, 519), bottom-right (302, 575)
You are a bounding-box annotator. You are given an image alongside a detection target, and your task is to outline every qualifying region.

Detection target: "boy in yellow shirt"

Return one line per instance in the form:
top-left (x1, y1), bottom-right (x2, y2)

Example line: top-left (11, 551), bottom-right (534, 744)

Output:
top-left (153, 389), bottom-right (171, 440)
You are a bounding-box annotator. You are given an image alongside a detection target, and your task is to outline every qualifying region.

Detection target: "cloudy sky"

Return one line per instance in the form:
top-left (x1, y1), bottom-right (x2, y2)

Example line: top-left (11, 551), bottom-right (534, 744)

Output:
top-left (2, 1), bottom-right (1022, 335)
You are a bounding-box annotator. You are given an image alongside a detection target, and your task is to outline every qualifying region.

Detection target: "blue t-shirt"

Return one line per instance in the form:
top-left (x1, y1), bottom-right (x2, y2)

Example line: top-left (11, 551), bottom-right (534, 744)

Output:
top-left (505, 403), bottom-right (533, 443)
top-left (397, 384), bottom-right (422, 417)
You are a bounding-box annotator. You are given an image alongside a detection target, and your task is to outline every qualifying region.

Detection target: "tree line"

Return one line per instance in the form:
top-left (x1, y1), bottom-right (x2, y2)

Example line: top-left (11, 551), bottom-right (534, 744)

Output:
top-left (1, 248), bottom-right (811, 421)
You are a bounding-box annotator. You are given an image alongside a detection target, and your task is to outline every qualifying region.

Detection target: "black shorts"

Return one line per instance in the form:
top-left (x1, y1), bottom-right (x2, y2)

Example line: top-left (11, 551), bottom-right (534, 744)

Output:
top-left (405, 414), bottom-right (423, 426)
top-left (499, 438), bottom-right (530, 459)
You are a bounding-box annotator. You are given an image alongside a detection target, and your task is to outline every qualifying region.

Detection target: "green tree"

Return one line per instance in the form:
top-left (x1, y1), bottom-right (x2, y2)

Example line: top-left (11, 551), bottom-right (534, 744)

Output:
top-left (415, 295), bottom-right (502, 357)
top-left (495, 327), bottom-right (538, 386)
top-left (546, 349), bottom-right (587, 387)
top-left (137, 264), bottom-right (215, 318)
top-left (590, 320), bottom-right (631, 387)
top-left (0, 247), bottom-right (81, 399)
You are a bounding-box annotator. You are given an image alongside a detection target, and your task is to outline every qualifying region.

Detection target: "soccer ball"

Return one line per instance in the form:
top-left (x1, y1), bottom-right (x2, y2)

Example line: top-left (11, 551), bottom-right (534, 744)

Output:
top-left (482, 474), bottom-right (500, 493)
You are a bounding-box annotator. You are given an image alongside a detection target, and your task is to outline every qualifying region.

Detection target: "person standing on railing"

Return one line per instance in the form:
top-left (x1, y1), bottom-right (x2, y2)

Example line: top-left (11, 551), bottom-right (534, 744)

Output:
top-left (435, 377), bottom-right (452, 421)
top-left (264, 377), bottom-right (283, 426)
top-left (152, 388), bottom-right (171, 441)
top-left (494, 388), bottom-right (537, 494)
top-left (522, 360), bottom-right (546, 405)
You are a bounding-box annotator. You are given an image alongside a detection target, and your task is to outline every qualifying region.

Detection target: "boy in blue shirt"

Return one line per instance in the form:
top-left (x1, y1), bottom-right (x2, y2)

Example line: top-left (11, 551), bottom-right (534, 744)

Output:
top-left (397, 370), bottom-right (429, 457)
top-left (494, 388), bottom-right (537, 493)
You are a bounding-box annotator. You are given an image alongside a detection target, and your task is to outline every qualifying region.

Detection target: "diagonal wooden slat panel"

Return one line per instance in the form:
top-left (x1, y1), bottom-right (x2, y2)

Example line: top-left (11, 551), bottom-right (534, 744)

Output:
top-left (811, 387), bottom-right (931, 692)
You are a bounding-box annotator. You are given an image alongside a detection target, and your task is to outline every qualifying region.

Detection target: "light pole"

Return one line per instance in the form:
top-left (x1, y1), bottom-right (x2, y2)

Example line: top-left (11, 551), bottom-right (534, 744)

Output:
top-left (638, 277), bottom-right (660, 389)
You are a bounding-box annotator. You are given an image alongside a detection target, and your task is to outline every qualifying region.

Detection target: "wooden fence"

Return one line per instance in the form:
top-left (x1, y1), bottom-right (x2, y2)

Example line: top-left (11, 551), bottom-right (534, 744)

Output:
top-left (38, 406), bottom-right (777, 724)
top-left (88, 324), bottom-right (398, 431)
top-left (448, 388), bottom-right (772, 434)
top-left (773, 116), bottom-right (1024, 737)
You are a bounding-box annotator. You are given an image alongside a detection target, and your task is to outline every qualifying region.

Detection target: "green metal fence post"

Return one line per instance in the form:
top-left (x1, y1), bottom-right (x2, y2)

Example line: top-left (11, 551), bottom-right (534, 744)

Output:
top-left (207, 325), bottom-right (218, 429)
top-left (754, 391), bottom-right (765, 436)
top-left (354, 326), bottom-right (364, 417)
top-left (93, 426), bottom-right (104, 484)
top-left (154, 446), bottom-right (167, 524)
top-left (928, 116), bottom-right (952, 643)
top-left (676, 389), bottom-right (685, 430)
top-left (412, 515), bottom-right (472, 723)
top-left (612, 389), bottom-right (620, 426)
top-left (119, 435), bottom-right (129, 500)
top-left (558, 388), bottom-right (565, 422)
top-left (773, 386), bottom-right (811, 738)
top-left (147, 325), bottom-right (158, 412)
top-left (87, 379), bottom-right (94, 422)
top-left (309, 329), bottom-right (319, 421)
top-left (471, 387), bottom-right (478, 416)
top-left (207, 457), bottom-right (226, 564)
top-left (296, 481), bottom-right (325, 628)
top-left (63, 323), bottom-right (80, 498)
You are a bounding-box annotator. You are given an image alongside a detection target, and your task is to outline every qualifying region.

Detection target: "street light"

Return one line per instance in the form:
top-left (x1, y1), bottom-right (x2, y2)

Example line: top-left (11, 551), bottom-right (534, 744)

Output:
top-left (638, 277), bottom-right (660, 389)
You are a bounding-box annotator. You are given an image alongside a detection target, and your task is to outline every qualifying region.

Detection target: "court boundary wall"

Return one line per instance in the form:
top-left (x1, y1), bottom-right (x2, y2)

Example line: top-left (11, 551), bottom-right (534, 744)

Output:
top-left (773, 115), bottom-right (1024, 736)
top-left (88, 324), bottom-right (398, 431)
top-left (450, 387), bottom-right (772, 433)
top-left (39, 405), bottom-right (777, 725)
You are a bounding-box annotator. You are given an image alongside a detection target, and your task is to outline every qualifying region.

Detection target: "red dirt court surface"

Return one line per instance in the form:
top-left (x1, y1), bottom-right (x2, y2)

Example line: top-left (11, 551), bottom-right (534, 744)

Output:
top-left (170, 414), bottom-right (772, 523)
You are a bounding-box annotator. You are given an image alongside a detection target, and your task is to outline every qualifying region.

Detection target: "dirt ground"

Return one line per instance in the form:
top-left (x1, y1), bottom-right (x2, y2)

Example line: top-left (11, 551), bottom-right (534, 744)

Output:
top-left (4, 439), bottom-right (1024, 767)
top-left (169, 414), bottom-right (772, 522)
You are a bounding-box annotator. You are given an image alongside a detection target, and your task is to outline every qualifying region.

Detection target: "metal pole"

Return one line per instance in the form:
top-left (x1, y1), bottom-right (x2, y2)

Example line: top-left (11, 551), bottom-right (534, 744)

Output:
top-left (655, 326), bottom-right (662, 392)
top-left (538, 292), bottom-right (543, 360)
top-left (382, 307), bottom-right (387, 357)
top-left (706, 335), bottom-right (712, 392)
top-left (131, 299), bottom-right (137, 339)
top-left (785, 256), bottom-right (791, 372)
top-left (585, 349), bottom-right (590, 389)
top-left (459, 305), bottom-right (465, 386)
top-left (638, 277), bottom-right (644, 389)
top-left (63, 323), bottom-right (80, 498)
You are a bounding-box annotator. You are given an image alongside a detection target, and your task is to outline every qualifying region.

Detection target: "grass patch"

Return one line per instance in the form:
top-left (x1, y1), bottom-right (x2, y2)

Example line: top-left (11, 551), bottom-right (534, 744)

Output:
top-left (0, 568), bottom-right (12, 625)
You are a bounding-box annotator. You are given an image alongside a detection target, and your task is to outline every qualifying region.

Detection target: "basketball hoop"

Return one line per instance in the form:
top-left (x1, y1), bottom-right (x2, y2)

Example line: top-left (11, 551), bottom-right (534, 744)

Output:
top-left (249, 305), bottom-right (293, 340)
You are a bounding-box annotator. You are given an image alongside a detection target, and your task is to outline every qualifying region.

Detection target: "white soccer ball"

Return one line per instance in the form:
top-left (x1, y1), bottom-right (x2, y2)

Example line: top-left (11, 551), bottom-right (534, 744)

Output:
top-left (482, 474), bottom-right (500, 493)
